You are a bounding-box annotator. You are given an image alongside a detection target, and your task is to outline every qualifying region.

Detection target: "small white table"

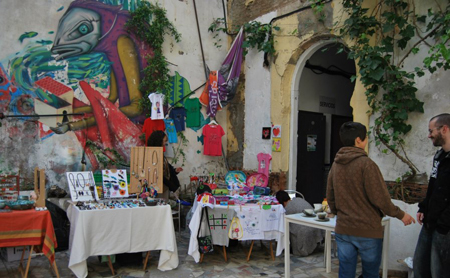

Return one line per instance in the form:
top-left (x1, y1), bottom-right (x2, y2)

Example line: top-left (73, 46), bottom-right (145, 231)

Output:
top-left (67, 204), bottom-right (179, 278)
top-left (284, 214), bottom-right (390, 278)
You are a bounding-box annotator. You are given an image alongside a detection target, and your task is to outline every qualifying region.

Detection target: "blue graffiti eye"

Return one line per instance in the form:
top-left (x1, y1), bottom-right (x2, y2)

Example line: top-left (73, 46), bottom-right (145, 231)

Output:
top-left (78, 24), bottom-right (89, 35)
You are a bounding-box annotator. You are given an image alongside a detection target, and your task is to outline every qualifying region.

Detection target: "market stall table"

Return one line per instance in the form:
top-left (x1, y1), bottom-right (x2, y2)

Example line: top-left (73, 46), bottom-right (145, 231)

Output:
top-left (67, 204), bottom-right (178, 278)
top-left (188, 203), bottom-right (285, 263)
top-left (284, 214), bottom-right (390, 278)
top-left (0, 209), bottom-right (59, 278)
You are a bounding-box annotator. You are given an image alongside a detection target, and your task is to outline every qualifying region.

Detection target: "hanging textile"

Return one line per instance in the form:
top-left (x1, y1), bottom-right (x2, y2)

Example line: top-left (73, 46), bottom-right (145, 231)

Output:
top-left (200, 27), bottom-right (244, 117)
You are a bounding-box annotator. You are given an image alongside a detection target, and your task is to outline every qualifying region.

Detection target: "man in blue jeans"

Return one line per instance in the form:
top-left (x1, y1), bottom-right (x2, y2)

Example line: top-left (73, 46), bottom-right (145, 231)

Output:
top-left (414, 113), bottom-right (450, 277)
top-left (327, 122), bottom-right (415, 278)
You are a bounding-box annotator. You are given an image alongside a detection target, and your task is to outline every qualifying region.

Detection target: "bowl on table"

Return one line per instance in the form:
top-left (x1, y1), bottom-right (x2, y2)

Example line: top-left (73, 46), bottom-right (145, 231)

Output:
top-left (0, 199), bottom-right (6, 209)
top-left (7, 200), bottom-right (35, 210)
top-left (17, 195), bottom-right (30, 201)
top-left (302, 209), bottom-right (315, 216)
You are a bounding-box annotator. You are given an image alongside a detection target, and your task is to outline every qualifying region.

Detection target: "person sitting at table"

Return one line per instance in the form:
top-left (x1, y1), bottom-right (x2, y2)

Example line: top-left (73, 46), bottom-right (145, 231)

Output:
top-left (276, 190), bottom-right (324, 256)
top-left (147, 130), bottom-right (183, 199)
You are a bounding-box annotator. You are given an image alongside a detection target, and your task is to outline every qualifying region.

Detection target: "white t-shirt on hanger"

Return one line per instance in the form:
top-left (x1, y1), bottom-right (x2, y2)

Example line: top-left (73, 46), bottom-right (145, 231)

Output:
top-left (149, 93), bottom-right (165, 120)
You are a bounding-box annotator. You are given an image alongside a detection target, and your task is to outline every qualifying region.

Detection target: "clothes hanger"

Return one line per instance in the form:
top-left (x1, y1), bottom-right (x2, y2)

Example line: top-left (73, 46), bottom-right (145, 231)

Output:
top-left (209, 118), bottom-right (218, 125)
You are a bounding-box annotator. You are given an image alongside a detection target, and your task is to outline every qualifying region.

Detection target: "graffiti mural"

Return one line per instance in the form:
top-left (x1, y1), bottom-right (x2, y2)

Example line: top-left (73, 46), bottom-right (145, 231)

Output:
top-left (0, 0), bottom-right (151, 172)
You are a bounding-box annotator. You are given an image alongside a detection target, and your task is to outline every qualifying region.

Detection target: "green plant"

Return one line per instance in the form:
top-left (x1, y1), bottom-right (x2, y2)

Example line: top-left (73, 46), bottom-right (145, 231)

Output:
top-left (338, 0), bottom-right (450, 179)
top-left (311, 0), bottom-right (326, 23)
top-left (86, 140), bottom-right (128, 169)
top-left (208, 18), bottom-right (228, 48)
top-left (171, 132), bottom-right (189, 167)
top-left (125, 2), bottom-right (181, 115)
top-left (208, 18), bottom-right (280, 56)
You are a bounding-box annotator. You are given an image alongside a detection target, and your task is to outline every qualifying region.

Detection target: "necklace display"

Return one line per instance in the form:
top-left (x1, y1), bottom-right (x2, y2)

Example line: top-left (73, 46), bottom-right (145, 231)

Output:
top-left (129, 147), bottom-right (163, 196)
top-left (132, 148), bottom-right (138, 177)
top-left (152, 150), bottom-right (158, 166)
top-left (140, 149), bottom-right (146, 178)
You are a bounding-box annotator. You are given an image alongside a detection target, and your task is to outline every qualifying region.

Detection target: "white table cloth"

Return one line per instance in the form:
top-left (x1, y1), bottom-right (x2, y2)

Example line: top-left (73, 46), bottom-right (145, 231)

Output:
top-left (284, 214), bottom-right (390, 278)
top-left (188, 204), bottom-right (285, 262)
top-left (67, 204), bottom-right (178, 278)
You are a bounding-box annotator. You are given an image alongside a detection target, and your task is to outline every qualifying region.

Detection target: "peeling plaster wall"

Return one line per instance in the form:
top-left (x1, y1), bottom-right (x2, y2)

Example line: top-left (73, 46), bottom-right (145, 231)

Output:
top-left (228, 0), bottom-right (450, 271)
top-left (367, 0), bottom-right (450, 181)
top-left (242, 12), bottom-right (276, 171)
top-left (0, 0), bottom-right (229, 190)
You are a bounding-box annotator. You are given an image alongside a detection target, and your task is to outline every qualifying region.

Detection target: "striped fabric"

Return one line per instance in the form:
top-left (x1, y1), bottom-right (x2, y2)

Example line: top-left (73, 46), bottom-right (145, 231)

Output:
top-left (0, 210), bottom-right (57, 263)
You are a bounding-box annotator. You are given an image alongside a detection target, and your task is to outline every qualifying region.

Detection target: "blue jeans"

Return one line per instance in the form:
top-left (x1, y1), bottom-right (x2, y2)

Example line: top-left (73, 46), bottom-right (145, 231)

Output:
top-left (413, 226), bottom-right (450, 278)
top-left (335, 233), bottom-right (383, 278)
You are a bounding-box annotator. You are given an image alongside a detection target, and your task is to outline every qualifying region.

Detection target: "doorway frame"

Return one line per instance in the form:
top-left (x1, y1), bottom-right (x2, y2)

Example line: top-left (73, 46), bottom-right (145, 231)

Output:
top-left (288, 39), bottom-right (345, 190)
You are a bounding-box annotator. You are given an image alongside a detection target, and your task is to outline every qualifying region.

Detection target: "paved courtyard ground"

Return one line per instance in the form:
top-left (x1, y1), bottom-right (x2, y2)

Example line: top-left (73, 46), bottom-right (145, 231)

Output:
top-left (1, 228), bottom-right (386, 278)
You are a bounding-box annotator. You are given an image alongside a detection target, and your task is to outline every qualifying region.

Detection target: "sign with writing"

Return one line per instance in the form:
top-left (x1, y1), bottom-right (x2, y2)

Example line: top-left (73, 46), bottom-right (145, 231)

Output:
top-left (319, 96), bottom-right (336, 114)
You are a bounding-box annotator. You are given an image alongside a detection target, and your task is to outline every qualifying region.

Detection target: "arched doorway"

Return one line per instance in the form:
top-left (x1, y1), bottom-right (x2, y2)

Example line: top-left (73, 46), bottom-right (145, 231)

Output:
top-left (289, 41), bottom-right (356, 204)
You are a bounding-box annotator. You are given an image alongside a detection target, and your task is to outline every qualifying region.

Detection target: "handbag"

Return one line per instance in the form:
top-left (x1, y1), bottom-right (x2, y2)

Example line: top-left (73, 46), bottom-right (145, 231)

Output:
top-left (197, 207), bottom-right (214, 254)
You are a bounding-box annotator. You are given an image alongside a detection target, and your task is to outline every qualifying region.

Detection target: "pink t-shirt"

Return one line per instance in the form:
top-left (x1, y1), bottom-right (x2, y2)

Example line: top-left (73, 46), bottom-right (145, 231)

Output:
top-left (203, 124), bottom-right (225, 156)
top-left (257, 153), bottom-right (272, 178)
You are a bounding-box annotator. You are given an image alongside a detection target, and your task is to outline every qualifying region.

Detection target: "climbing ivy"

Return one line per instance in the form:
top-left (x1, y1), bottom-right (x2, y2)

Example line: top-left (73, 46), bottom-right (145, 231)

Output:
top-left (171, 132), bottom-right (189, 167)
top-left (86, 140), bottom-right (128, 169)
top-left (125, 2), bottom-right (181, 115)
top-left (338, 0), bottom-right (450, 179)
top-left (208, 18), bottom-right (280, 56)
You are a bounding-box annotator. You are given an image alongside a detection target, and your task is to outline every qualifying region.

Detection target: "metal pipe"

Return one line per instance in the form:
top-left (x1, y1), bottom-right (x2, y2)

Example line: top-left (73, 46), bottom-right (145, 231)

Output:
top-left (0, 112), bottom-right (85, 119)
top-left (193, 0), bottom-right (208, 80)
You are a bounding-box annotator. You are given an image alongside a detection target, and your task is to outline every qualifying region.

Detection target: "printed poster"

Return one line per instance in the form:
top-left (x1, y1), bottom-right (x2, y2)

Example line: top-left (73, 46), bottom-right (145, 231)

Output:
top-left (102, 169), bottom-right (129, 198)
top-left (307, 135), bottom-right (317, 151)
top-left (272, 138), bottom-right (281, 152)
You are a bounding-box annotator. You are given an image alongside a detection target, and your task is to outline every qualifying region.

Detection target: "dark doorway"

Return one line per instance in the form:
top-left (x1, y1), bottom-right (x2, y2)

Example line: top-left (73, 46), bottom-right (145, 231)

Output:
top-left (330, 115), bottom-right (353, 164)
top-left (296, 111), bottom-right (326, 205)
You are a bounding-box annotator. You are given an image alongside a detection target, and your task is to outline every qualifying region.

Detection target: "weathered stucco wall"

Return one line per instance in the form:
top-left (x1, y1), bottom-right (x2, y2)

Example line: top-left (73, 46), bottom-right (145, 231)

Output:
top-left (0, 0), bottom-right (229, 190)
top-left (228, 0), bottom-right (450, 272)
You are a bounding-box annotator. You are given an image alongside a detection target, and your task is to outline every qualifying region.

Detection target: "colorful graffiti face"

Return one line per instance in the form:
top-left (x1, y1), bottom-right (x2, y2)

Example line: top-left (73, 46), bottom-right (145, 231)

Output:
top-left (51, 7), bottom-right (101, 60)
top-left (0, 67), bottom-right (20, 113)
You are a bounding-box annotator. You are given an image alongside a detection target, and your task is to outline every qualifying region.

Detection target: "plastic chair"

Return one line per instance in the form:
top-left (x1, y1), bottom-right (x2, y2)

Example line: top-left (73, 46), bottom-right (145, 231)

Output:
top-left (172, 199), bottom-right (181, 239)
top-left (284, 190), bottom-right (305, 199)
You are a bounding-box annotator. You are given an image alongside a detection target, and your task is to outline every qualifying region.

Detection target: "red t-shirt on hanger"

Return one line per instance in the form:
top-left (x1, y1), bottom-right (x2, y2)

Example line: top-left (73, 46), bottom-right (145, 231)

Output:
top-left (142, 118), bottom-right (165, 143)
top-left (203, 124), bottom-right (225, 156)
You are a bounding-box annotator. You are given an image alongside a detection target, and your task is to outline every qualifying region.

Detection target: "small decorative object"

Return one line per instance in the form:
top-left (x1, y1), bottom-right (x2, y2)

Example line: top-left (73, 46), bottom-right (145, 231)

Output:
top-left (228, 216), bottom-right (243, 239)
top-left (262, 127), bottom-right (271, 139)
top-left (272, 125), bottom-right (281, 138)
top-left (272, 138), bottom-right (281, 152)
top-left (246, 173), bottom-right (268, 189)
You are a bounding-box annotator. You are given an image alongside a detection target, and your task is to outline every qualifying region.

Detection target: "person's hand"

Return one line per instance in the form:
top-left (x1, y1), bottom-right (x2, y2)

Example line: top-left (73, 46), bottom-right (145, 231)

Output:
top-left (50, 122), bottom-right (70, 134)
top-left (401, 213), bottom-right (416, 226)
top-left (175, 167), bottom-right (183, 173)
top-left (416, 212), bottom-right (424, 225)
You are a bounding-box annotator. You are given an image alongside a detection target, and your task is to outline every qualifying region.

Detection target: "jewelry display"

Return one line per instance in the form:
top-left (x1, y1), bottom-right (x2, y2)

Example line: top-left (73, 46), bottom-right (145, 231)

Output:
top-left (152, 150), bottom-right (158, 166)
top-left (74, 199), bottom-right (168, 210)
top-left (139, 149), bottom-right (145, 178)
top-left (129, 147), bottom-right (163, 195)
top-left (66, 171), bottom-right (99, 202)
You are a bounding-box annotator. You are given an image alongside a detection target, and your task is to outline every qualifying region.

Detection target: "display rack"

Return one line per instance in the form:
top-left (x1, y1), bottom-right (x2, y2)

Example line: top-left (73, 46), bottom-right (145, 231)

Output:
top-left (129, 147), bottom-right (164, 194)
top-left (0, 174), bottom-right (20, 201)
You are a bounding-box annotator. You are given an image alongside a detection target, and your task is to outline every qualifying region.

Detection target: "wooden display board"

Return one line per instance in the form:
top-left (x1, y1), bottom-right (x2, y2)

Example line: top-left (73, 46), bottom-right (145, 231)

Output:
top-left (34, 167), bottom-right (46, 208)
top-left (129, 147), bottom-right (164, 194)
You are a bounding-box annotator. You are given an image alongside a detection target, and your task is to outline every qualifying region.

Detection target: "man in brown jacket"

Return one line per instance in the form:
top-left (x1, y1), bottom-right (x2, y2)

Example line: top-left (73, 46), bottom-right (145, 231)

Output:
top-left (327, 121), bottom-right (415, 278)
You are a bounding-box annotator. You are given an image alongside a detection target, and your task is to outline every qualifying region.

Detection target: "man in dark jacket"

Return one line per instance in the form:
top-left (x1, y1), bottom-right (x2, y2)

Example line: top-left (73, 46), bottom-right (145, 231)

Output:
top-left (414, 113), bottom-right (450, 277)
top-left (327, 122), bottom-right (415, 278)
